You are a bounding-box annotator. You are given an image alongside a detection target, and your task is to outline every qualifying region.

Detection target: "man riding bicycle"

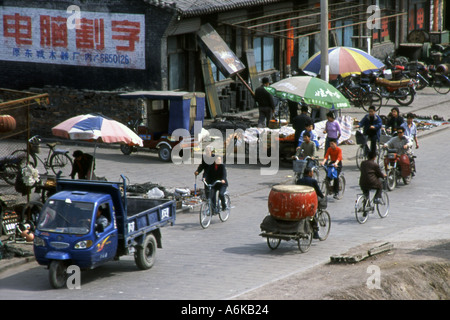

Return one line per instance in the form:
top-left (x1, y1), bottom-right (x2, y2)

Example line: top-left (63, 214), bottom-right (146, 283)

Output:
top-left (204, 156), bottom-right (228, 212)
top-left (359, 151), bottom-right (386, 204)
top-left (357, 106), bottom-right (382, 154)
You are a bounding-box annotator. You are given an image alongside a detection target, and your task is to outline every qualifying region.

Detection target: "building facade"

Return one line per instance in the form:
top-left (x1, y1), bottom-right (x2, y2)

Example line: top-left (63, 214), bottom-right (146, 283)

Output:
top-left (0, 0), bottom-right (448, 115)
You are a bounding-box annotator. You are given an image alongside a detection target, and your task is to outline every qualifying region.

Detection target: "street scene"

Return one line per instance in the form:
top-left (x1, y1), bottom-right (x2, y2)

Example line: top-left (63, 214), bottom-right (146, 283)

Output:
top-left (1, 0), bottom-right (450, 305)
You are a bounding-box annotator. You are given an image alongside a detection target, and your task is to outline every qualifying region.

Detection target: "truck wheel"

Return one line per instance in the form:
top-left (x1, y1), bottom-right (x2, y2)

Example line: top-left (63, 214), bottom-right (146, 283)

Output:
top-left (135, 233), bottom-right (157, 270)
top-left (49, 260), bottom-right (68, 289)
top-left (158, 145), bottom-right (172, 162)
top-left (120, 144), bottom-right (135, 155)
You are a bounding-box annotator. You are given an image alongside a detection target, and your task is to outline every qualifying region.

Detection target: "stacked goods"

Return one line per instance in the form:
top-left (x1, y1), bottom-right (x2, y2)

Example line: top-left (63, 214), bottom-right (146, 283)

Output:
top-left (268, 185), bottom-right (317, 221)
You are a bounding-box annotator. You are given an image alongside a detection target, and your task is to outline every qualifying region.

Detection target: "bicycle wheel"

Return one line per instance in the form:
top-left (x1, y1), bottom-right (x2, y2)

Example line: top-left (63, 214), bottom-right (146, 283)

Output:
top-left (433, 74), bottom-right (450, 94)
top-left (376, 190), bottom-right (390, 218)
top-left (11, 149), bottom-right (37, 168)
top-left (316, 210), bottom-right (331, 241)
top-left (267, 237), bottom-right (281, 250)
top-left (394, 87), bottom-right (415, 106)
top-left (199, 202), bottom-right (212, 229)
top-left (355, 195), bottom-right (369, 224)
top-left (376, 147), bottom-right (386, 170)
top-left (0, 163), bottom-right (20, 185)
top-left (335, 175), bottom-right (346, 200)
top-left (49, 153), bottom-right (73, 177)
top-left (361, 91), bottom-right (382, 112)
top-left (320, 179), bottom-right (329, 197)
top-left (355, 145), bottom-right (366, 169)
top-left (297, 232), bottom-right (312, 253)
top-left (219, 194), bottom-right (231, 222)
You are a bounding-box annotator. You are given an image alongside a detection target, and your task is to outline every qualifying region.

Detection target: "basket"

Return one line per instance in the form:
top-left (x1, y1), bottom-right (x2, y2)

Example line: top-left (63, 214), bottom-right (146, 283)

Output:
top-left (293, 159), bottom-right (307, 173)
top-left (29, 142), bottom-right (40, 153)
top-left (379, 134), bottom-right (391, 144)
top-left (355, 131), bottom-right (367, 145)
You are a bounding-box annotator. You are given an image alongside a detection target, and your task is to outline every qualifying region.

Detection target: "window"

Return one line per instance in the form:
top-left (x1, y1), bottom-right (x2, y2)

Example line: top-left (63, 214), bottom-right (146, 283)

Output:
top-left (253, 36), bottom-right (275, 72)
top-left (168, 36), bottom-right (186, 90)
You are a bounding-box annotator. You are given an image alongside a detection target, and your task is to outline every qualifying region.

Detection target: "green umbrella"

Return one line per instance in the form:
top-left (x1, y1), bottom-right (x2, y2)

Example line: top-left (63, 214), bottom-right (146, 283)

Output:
top-left (266, 76), bottom-right (351, 109)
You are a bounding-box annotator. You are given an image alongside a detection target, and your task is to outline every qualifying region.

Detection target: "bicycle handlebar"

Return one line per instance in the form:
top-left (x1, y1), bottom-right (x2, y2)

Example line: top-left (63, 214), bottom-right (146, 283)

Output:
top-left (202, 179), bottom-right (224, 188)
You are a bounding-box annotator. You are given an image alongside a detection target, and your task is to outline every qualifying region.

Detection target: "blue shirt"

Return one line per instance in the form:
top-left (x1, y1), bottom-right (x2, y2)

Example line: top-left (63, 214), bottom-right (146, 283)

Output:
top-left (297, 129), bottom-right (319, 148)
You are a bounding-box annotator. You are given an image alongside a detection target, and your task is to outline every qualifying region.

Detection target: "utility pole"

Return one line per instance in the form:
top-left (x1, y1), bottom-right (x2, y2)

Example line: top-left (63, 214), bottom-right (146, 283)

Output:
top-left (320, 0), bottom-right (329, 120)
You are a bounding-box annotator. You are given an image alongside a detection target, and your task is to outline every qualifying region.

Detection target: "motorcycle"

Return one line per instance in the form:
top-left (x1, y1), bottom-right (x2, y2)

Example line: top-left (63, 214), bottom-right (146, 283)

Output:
top-left (372, 72), bottom-right (417, 106)
top-left (383, 148), bottom-right (415, 191)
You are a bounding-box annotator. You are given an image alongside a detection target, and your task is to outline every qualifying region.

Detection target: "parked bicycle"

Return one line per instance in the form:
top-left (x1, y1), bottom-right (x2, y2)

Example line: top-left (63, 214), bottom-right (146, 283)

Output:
top-left (273, 98), bottom-right (290, 122)
top-left (0, 154), bottom-right (25, 185)
top-left (199, 179), bottom-right (231, 229)
top-left (335, 74), bottom-right (382, 112)
top-left (319, 164), bottom-right (346, 200)
top-left (11, 135), bottom-right (73, 177)
top-left (423, 65), bottom-right (450, 94)
top-left (354, 179), bottom-right (390, 224)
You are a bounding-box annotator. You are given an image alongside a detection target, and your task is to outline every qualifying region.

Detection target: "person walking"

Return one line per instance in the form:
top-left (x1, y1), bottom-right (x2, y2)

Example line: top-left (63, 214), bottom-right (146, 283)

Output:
top-left (254, 77), bottom-right (275, 127)
top-left (292, 104), bottom-right (312, 145)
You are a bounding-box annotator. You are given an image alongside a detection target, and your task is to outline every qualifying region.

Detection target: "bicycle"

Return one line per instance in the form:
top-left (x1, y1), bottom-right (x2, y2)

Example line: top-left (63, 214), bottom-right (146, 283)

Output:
top-left (273, 98), bottom-right (290, 122)
top-left (292, 156), bottom-right (320, 183)
top-left (319, 164), bottom-right (346, 200)
top-left (199, 179), bottom-right (231, 229)
top-left (11, 135), bottom-right (73, 177)
top-left (0, 154), bottom-right (25, 185)
top-left (354, 180), bottom-right (390, 224)
top-left (335, 74), bottom-right (382, 112)
top-left (263, 201), bottom-right (330, 253)
top-left (355, 129), bottom-right (390, 169)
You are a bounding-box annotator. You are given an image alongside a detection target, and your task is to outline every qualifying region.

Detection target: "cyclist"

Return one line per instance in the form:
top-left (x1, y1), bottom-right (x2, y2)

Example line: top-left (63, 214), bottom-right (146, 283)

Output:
top-left (296, 167), bottom-right (324, 239)
top-left (321, 138), bottom-right (343, 199)
top-left (194, 146), bottom-right (214, 179)
top-left (357, 105), bottom-right (383, 154)
top-left (359, 151), bottom-right (386, 204)
top-left (204, 156), bottom-right (228, 212)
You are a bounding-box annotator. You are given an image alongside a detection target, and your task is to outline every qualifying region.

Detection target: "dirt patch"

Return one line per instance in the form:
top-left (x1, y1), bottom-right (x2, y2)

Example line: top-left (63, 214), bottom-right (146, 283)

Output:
top-left (234, 239), bottom-right (450, 300)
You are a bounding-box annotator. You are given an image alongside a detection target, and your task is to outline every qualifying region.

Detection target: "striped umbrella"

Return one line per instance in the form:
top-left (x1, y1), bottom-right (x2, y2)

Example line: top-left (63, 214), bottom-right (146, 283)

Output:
top-left (300, 46), bottom-right (385, 80)
top-left (266, 76), bottom-right (350, 110)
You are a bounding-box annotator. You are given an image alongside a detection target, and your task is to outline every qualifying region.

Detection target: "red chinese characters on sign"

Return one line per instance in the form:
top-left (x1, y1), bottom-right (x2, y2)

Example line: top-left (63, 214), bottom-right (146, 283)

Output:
top-left (416, 8), bottom-right (424, 30)
top-left (40, 16), bottom-right (68, 48)
top-left (76, 18), bottom-right (105, 50)
top-left (3, 13), bottom-right (32, 45)
top-left (111, 20), bottom-right (140, 51)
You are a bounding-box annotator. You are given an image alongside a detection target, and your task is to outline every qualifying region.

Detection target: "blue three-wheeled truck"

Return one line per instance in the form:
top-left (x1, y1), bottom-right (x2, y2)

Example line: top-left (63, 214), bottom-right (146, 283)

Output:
top-left (33, 176), bottom-right (176, 288)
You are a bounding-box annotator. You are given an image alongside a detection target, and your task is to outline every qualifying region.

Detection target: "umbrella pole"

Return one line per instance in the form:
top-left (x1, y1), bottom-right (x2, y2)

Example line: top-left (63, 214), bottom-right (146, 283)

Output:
top-left (90, 141), bottom-right (98, 180)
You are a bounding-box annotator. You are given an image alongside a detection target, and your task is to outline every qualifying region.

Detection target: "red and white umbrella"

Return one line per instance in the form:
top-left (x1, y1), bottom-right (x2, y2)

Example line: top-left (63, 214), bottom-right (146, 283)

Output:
top-left (52, 113), bottom-right (143, 146)
top-left (52, 113), bottom-right (143, 179)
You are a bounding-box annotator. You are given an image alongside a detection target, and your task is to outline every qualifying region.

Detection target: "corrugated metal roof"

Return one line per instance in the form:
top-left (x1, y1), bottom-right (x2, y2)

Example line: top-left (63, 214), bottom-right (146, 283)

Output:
top-left (143, 0), bottom-right (283, 17)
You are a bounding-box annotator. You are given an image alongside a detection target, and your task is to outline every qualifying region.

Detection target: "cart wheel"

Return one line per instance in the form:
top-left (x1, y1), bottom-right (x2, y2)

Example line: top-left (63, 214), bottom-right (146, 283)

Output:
top-left (158, 145), bottom-right (172, 162)
top-left (297, 233), bottom-right (312, 253)
top-left (267, 237), bottom-right (280, 250)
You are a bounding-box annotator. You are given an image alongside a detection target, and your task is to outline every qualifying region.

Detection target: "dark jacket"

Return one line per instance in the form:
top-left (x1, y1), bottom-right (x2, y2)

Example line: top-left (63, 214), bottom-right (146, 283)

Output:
top-left (70, 153), bottom-right (95, 179)
top-left (205, 163), bottom-right (228, 186)
top-left (293, 113), bottom-right (312, 143)
top-left (254, 85), bottom-right (275, 110)
top-left (296, 176), bottom-right (324, 199)
top-left (359, 114), bottom-right (382, 139)
top-left (387, 115), bottom-right (405, 133)
top-left (359, 159), bottom-right (384, 190)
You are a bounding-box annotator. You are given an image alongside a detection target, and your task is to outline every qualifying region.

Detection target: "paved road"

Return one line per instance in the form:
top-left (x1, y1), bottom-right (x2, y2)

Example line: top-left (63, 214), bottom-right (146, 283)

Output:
top-left (1, 87), bottom-right (449, 300)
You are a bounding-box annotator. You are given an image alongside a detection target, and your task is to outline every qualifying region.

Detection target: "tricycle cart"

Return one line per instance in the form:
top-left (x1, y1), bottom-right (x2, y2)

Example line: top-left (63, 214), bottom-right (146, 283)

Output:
top-left (119, 91), bottom-right (205, 161)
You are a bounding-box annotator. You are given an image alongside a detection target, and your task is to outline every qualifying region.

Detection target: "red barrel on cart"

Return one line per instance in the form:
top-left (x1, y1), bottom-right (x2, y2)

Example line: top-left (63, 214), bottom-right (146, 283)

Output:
top-left (268, 185), bottom-right (318, 221)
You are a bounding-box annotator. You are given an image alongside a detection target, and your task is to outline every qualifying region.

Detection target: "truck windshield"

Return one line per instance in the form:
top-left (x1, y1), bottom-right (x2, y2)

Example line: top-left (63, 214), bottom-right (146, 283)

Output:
top-left (37, 199), bottom-right (94, 235)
